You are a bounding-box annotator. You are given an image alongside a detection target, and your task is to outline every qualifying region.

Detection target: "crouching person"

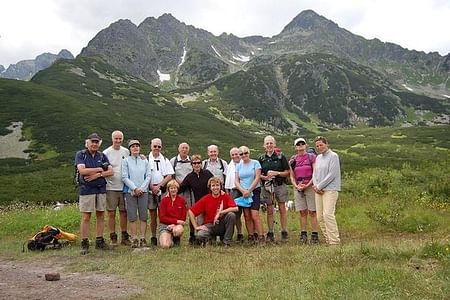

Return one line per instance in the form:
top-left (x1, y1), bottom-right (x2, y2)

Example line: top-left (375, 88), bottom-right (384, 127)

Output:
top-left (188, 177), bottom-right (238, 246)
top-left (159, 180), bottom-right (187, 248)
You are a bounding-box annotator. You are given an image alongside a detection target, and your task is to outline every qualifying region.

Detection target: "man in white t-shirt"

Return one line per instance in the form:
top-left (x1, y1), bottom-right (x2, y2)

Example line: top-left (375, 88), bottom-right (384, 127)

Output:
top-left (103, 130), bottom-right (131, 246)
top-left (148, 138), bottom-right (175, 246)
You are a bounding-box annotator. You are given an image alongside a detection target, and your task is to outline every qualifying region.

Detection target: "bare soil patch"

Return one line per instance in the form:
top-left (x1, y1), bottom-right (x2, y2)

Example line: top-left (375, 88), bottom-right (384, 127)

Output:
top-left (0, 121), bottom-right (30, 159)
top-left (0, 258), bottom-right (142, 300)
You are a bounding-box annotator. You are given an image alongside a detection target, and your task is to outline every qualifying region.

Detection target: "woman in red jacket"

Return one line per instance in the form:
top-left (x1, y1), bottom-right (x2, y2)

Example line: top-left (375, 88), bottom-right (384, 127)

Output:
top-left (158, 179), bottom-right (187, 248)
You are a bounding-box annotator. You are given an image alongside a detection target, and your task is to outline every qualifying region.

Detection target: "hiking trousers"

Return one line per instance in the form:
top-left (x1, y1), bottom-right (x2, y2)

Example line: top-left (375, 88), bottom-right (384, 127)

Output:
top-left (196, 212), bottom-right (236, 243)
top-left (315, 191), bottom-right (340, 244)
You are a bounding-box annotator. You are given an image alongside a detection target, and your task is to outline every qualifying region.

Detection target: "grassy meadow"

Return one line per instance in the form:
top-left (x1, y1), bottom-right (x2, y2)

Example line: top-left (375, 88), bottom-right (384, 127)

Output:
top-left (0, 125), bottom-right (449, 299)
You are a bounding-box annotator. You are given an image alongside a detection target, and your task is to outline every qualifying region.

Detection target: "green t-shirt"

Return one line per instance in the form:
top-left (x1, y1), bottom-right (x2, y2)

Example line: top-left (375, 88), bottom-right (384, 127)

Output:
top-left (258, 152), bottom-right (289, 184)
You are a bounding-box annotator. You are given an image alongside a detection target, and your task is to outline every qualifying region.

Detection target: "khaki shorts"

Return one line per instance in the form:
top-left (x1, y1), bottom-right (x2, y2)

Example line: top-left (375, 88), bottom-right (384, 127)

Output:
top-left (261, 183), bottom-right (288, 205)
top-left (294, 186), bottom-right (316, 211)
top-left (106, 191), bottom-right (125, 211)
top-left (79, 193), bottom-right (107, 213)
top-left (148, 193), bottom-right (161, 210)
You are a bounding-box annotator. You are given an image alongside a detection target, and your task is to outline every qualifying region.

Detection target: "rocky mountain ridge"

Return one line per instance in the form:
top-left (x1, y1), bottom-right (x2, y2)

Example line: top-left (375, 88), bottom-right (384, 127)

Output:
top-left (0, 50), bottom-right (74, 80)
top-left (79, 10), bottom-right (449, 95)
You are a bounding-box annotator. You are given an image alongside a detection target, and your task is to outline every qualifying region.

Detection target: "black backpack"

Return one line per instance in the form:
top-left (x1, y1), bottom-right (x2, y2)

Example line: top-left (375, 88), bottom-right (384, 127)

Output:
top-left (202, 159), bottom-right (225, 172)
top-left (26, 226), bottom-right (62, 251)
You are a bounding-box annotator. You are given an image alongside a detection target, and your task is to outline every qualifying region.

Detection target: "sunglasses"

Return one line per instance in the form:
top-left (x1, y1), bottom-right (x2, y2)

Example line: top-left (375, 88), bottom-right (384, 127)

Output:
top-left (153, 145), bottom-right (162, 148)
top-left (192, 161), bottom-right (202, 165)
top-left (239, 152), bottom-right (249, 156)
top-left (296, 142), bottom-right (306, 146)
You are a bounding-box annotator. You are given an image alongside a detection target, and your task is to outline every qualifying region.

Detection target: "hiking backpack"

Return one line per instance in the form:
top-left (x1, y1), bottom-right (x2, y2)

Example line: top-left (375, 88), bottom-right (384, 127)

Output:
top-left (25, 225), bottom-right (77, 252)
top-left (290, 152), bottom-right (315, 170)
top-left (26, 226), bottom-right (61, 251)
top-left (202, 159), bottom-right (225, 172)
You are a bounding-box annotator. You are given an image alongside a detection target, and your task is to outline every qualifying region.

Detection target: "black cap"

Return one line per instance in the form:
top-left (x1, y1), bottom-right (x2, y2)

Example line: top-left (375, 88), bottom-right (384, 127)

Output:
top-left (87, 133), bottom-right (101, 141)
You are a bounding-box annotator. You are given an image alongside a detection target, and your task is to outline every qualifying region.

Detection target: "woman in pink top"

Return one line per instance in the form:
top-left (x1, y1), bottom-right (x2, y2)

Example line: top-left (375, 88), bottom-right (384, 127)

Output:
top-left (289, 138), bottom-right (319, 244)
top-left (158, 180), bottom-right (187, 248)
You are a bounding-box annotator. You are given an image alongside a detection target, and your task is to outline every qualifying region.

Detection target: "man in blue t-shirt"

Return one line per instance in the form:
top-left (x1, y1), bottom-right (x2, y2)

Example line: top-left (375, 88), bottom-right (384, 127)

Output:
top-left (75, 133), bottom-right (113, 255)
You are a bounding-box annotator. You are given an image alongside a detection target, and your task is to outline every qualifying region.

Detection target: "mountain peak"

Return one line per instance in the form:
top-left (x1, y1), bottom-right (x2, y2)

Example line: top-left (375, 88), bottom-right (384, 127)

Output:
top-left (157, 13), bottom-right (181, 24)
top-left (281, 9), bottom-right (337, 33)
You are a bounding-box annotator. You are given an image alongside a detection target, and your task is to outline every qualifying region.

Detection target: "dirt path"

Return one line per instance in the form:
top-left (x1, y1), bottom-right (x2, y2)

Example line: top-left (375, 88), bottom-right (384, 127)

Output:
top-left (0, 258), bottom-right (142, 300)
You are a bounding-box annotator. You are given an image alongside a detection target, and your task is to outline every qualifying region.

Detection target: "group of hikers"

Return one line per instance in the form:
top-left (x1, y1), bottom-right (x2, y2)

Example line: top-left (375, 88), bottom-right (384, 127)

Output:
top-left (75, 131), bottom-right (341, 255)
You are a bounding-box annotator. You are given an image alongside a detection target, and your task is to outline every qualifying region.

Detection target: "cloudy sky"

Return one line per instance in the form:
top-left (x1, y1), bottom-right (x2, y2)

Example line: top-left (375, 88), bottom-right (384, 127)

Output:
top-left (0, 0), bottom-right (449, 67)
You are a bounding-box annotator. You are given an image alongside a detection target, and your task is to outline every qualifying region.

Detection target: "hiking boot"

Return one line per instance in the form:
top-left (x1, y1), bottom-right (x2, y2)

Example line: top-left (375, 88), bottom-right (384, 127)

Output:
top-left (237, 233), bottom-right (244, 243)
top-left (281, 231), bottom-right (289, 242)
top-left (266, 232), bottom-right (275, 242)
top-left (173, 236), bottom-right (181, 247)
top-left (300, 232), bottom-right (308, 244)
top-left (80, 238), bottom-right (89, 255)
top-left (222, 241), bottom-right (231, 247)
top-left (95, 237), bottom-right (111, 250)
top-left (248, 234), bottom-right (255, 244)
top-left (131, 238), bottom-right (139, 248)
top-left (258, 235), bottom-right (266, 246)
top-left (139, 238), bottom-right (148, 248)
top-left (110, 232), bottom-right (118, 246)
top-left (121, 231), bottom-right (131, 246)
top-left (310, 232), bottom-right (319, 245)
top-left (150, 237), bottom-right (157, 246)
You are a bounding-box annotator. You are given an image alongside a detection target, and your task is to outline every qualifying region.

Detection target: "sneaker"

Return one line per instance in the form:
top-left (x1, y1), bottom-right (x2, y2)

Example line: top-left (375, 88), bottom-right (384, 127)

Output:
top-left (110, 232), bottom-right (118, 246)
top-left (237, 233), bottom-right (244, 243)
top-left (300, 232), bottom-right (308, 244)
top-left (310, 232), bottom-right (319, 245)
top-left (189, 235), bottom-right (196, 245)
top-left (266, 232), bottom-right (275, 242)
top-left (281, 231), bottom-right (289, 242)
top-left (150, 237), bottom-right (157, 246)
top-left (131, 238), bottom-right (139, 248)
top-left (95, 237), bottom-right (111, 250)
top-left (173, 236), bottom-right (181, 247)
top-left (121, 232), bottom-right (131, 246)
top-left (139, 238), bottom-right (148, 248)
top-left (80, 238), bottom-right (89, 255)
top-left (222, 241), bottom-right (231, 247)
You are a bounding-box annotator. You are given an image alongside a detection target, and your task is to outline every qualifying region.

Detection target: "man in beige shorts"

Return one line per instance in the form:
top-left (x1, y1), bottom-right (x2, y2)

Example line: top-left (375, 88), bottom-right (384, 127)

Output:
top-left (103, 130), bottom-right (131, 246)
top-left (75, 133), bottom-right (114, 255)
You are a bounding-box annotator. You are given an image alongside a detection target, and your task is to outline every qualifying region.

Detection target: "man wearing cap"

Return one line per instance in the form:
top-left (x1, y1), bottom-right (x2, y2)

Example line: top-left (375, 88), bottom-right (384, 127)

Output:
top-left (75, 133), bottom-right (114, 255)
top-left (148, 138), bottom-right (174, 246)
top-left (103, 130), bottom-right (131, 246)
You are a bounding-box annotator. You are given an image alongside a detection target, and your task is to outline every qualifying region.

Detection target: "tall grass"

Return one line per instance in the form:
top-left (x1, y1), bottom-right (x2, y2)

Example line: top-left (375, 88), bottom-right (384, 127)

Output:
top-left (1, 159), bottom-right (449, 299)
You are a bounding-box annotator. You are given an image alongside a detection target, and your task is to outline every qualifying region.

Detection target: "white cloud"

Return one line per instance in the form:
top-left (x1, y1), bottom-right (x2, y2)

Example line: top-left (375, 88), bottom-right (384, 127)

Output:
top-left (0, 0), bottom-right (449, 67)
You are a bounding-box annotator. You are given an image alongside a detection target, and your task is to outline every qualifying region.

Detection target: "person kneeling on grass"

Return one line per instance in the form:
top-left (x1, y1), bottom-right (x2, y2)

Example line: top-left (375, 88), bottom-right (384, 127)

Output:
top-left (188, 177), bottom-right (238, 246)
top-left (158, 180), bottom-right (187, 248)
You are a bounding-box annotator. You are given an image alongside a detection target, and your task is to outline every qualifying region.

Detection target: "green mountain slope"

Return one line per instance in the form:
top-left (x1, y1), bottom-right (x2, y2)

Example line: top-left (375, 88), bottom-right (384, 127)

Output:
top-left (183, 53), bottom-right (449, 129)
top-left (1, 57), bottom-right (260, 161)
